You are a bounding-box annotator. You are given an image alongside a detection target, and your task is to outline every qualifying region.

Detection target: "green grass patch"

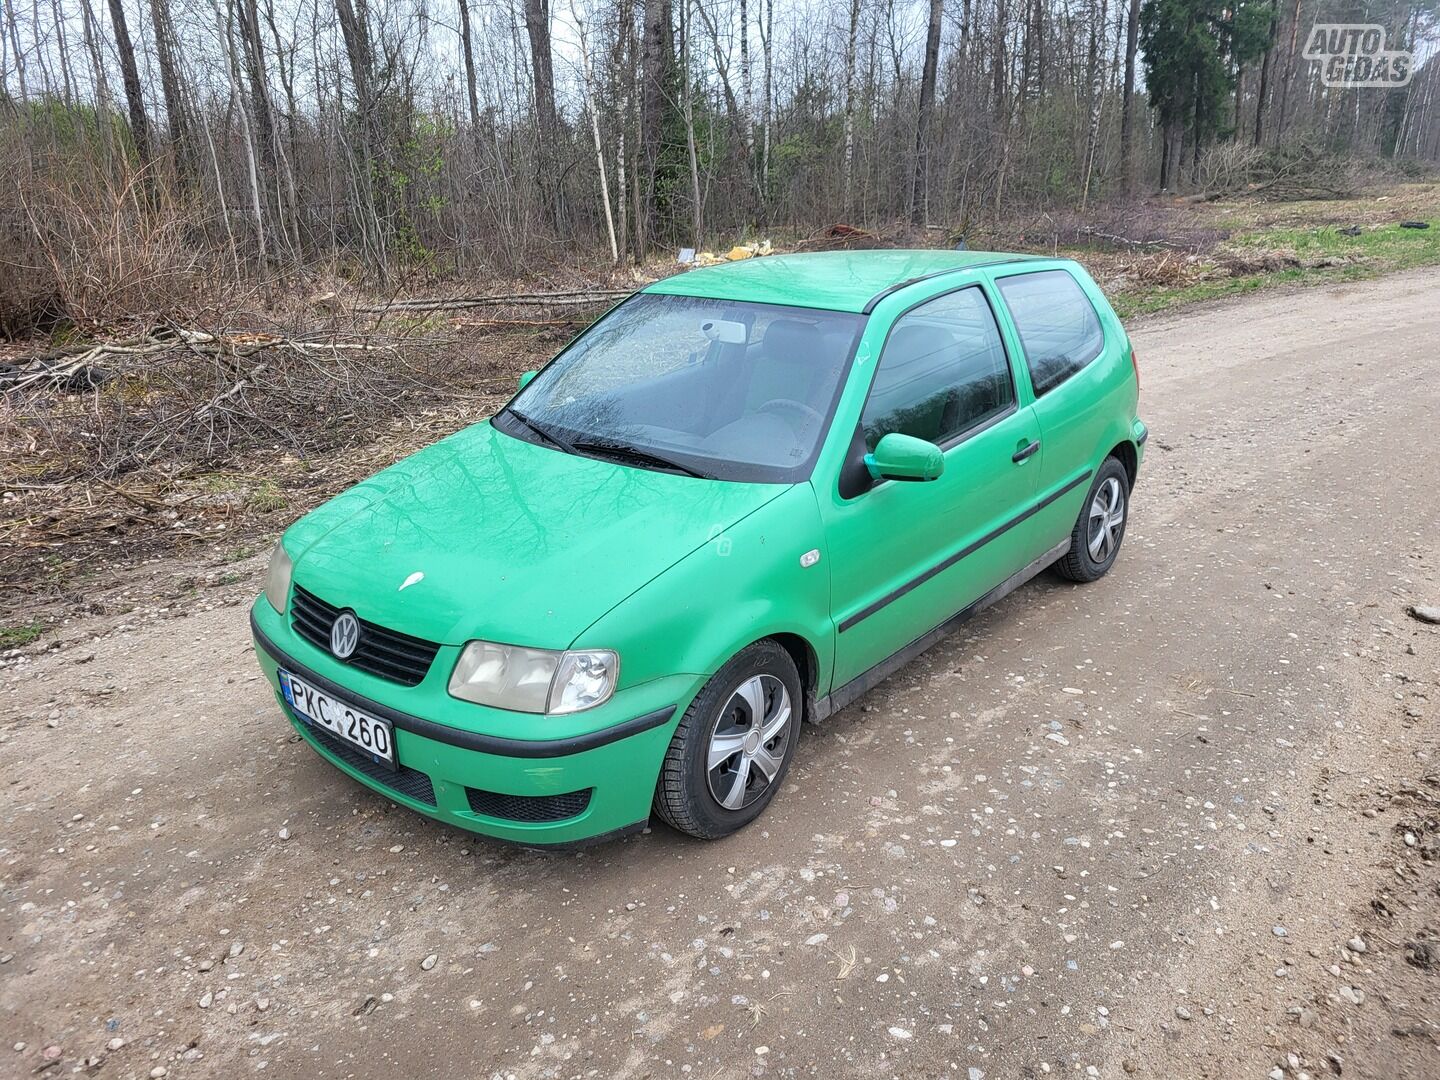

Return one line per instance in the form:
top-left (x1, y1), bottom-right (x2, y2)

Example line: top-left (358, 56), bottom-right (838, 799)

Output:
top-left (1109, 219), bottom-right (1439, 318)
top-left (1230, 219), bottom-right (1440, 265)
top-left (249, 479), bottom-right (288, 513)
top-left (0, 623), bottom-right (45, 648)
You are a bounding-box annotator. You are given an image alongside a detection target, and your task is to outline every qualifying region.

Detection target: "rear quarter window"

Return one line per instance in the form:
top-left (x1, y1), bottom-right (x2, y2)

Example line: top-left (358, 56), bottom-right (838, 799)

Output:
top-left (997, 269), bottom-right (1105, 397)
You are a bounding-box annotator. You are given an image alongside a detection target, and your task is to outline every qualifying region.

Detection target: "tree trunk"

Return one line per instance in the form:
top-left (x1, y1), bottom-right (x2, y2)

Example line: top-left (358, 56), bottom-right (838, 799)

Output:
top-left (106, 0), bottom-right (151, 163)
top-left (842, 0), bottom-right (861, 212)
top-left (4, 0), bottom-right (27, 104)
top-left (1080, 0), bottom-right (1110, 211)
top-left (1119, 0), bottom-right (1140, 194)
top-left (1275, 0), bottom-right (1302, 134)
top-left (679, 0), bottom-right (703, 246)
top-left (1253, 0), bottom-right (1278, 146)
top-left (333, 0), bottom-right (386, 274)
top-left (149, 0), bottom-right (194, 180)
top-left (761, 0), bottom-right (773, 193)
top-left (78, 0), bottom-right (114, 159)
top-left (219, 0), bottom-right (267, 265)
top-left (909, 0), bottom-right (942, 225)
top-left (523, 0), bottom-right (561, 227)
top-left (570, 0), bottom-right (618, 263)
top-left (457, 0), bottom-right (483, 144)
top-left (612, 0), bottom-right (636, 260)
top-left (740, 0), bottom-right (754, 176)
top-left (640, 0), bottom-right (673, 251)
top-left (239, 0), bottom-right (300, 254)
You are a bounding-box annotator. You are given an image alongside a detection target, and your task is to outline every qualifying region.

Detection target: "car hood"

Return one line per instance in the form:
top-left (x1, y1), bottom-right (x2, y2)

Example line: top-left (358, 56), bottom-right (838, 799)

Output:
top-left (284, 421), bottom-right (786, 647)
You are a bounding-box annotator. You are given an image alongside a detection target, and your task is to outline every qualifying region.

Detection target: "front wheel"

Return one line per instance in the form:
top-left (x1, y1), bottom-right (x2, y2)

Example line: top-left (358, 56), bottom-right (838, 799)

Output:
top-left (653, 640), bottom-right (801, 840)
top-left (1054, 457), bottom-right (1130, 583)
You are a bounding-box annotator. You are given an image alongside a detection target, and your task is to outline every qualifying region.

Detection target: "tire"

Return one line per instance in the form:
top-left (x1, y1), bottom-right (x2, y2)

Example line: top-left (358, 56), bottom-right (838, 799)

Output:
top-left (653, 640), bottom-right (802, 840)
top-left (1054, 456), bottom-right (1130, 583)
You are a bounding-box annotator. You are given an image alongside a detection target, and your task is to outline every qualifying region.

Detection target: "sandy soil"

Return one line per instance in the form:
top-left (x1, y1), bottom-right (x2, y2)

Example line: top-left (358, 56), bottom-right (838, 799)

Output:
top-left (2, 270), bottom-right (1438, 1080)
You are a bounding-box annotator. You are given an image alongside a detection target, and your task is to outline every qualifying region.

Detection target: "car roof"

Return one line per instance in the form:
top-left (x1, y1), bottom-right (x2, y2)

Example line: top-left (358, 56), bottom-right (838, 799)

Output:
top-left (642, 249), bottom-right (1044, 314)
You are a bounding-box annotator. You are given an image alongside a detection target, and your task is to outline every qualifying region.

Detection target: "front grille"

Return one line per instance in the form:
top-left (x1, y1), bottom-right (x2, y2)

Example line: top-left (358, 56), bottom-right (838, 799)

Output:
top-left (291, 585), bottom-right (440, 687)
top-left (466, 787), bottom-right (593, 823)
top-left (301, 719), bottom-right (437, 806)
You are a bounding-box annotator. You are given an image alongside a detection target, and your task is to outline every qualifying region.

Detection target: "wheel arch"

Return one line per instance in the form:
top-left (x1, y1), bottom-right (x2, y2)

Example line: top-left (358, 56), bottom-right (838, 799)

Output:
top-left (1108, 438), bottom-right (1138, 489)
top-left (766, 631), bottom-right (822, 722)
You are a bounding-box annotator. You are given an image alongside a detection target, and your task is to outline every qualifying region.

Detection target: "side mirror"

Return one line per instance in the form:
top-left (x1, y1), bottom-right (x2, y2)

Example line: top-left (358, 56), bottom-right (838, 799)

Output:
top-left (864, 432), bottom-right (944, 483)
top-left (517, 370), bottom-right (538, 391)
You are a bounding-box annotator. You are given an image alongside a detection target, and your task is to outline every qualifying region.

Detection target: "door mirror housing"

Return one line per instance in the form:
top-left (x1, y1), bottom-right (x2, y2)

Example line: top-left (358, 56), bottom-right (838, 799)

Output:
top-left (864, 432), bottom-right (944, 483)
top-left (517, 370), bottom-right (538, 391)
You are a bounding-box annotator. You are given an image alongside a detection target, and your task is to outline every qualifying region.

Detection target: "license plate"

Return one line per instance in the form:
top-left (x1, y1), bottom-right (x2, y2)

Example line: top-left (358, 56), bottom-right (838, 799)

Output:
top-left (279, 670), bottom-right (397, 770)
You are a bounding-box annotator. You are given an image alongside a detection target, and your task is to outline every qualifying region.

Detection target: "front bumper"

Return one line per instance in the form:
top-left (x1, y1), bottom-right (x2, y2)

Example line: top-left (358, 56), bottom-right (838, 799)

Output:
top-left (250, 600), bottom-right (693, 846)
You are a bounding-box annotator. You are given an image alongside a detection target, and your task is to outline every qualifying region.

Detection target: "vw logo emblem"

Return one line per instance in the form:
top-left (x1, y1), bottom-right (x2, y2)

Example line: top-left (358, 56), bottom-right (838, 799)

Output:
top-left (330, 612), bottom-right (361, 659)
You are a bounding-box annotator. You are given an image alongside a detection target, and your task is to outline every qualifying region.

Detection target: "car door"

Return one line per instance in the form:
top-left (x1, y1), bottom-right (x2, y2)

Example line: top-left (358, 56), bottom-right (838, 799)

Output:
top-left (820, 283), bottom-right (1043, 690)
top-left (991, 267), bottom-right (1118, 548)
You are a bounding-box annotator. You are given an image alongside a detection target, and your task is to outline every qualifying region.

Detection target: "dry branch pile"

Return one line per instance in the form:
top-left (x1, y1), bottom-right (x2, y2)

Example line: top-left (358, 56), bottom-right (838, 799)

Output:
top-left (0, 322), bottom-right (519, 595)
top-left (1, 327), bottom-right (456, 478)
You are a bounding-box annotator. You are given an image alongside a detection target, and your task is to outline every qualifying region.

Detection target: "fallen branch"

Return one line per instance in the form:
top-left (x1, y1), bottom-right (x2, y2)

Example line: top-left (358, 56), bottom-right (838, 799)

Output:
top-left (3, 329), bottom-right (402, 395)
top-left (1078, 226), bottom-right (1189, 250)
top-left (355, 288), bottom-right (630, 314)
top-left (195, 363), bottom-right (268, 418)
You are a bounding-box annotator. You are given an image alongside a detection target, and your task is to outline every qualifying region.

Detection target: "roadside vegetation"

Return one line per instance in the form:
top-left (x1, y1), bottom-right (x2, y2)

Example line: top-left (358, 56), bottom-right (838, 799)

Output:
top-left (3, 180), bottom-right (1438, 631)
top-left (0, 624), bottom-right (45, 648)
top-left (1092, 184), bottom-right (1440, 316)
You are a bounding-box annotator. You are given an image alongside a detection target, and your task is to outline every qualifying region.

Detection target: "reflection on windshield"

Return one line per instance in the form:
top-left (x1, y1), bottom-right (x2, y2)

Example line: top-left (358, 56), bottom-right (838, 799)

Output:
top-left (498, 293), bottom-right (865, 483)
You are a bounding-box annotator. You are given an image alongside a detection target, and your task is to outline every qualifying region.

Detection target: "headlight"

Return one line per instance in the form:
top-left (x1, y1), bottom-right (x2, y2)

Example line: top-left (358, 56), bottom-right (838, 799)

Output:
top-left (263, 542), bottom-right (293, 614)
top-left (449, 641), bottom-right (618, 714)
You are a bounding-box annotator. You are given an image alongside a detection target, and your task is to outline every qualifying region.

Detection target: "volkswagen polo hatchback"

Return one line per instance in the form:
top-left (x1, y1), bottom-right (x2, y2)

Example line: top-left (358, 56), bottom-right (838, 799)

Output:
top-left (250, 250), bottom-right (1147, 845)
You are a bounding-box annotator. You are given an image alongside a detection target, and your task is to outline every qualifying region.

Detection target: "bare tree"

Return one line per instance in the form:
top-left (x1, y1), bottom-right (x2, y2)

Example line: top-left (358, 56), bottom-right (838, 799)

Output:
top-left (4, 0), bottom-right (27, 104)
top-left (106, 0), bottom-right (151, 163)
top-left (638, 0), bottom-right (671, 253)
top-left (1253, 0), bottom-right (1278, 146)
top-left (908, 0), bottom-right (942, 225)
top-left (570, 0), bottom-right (618, 262)
top-left (842, 0), bottom-right (861, 211)
top-left (219, 0), bottom-right (267, 263)
top-left (1119, 0), bottom-right (1140, 193)
top-left (149, 0), bottom-right (194, 180)
top-left (457, 0), bottom-right (482, 140)
top-left (679, 0), bottom-right (704, 245)
top-left (523, 0), bottom-right (562, 225)
top-left (1080, 0), bottom-right (1110, 211)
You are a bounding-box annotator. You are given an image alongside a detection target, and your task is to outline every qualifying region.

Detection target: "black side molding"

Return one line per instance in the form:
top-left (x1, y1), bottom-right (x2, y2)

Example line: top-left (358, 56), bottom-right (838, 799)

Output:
top-left (250, 612), bottom-right (675, 758)
top-left (816, 537), bottom-right (1072, 721)
top-left (837, 470), bottom-right (1092, 632)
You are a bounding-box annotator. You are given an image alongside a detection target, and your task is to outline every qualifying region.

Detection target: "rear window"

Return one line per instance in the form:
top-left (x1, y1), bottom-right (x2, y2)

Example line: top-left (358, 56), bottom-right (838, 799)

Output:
top-left (997, 270), bottom-right (1105, 397)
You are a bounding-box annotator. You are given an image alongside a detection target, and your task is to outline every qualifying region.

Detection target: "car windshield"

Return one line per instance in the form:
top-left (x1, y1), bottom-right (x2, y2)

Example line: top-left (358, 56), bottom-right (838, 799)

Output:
top-left (496, 293), bottom-right (865, 483)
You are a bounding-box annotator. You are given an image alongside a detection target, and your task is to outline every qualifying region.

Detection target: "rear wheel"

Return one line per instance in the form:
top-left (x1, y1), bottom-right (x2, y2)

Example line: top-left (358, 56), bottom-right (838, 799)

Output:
top-left (1055, 457), bottom-right (1130, 583)
top-left (653, 640), bottom-right (801, 840)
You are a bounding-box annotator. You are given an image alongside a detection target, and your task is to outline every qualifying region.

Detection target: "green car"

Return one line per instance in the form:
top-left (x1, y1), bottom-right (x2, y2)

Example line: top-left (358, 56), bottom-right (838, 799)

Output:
top-left (250, 250), bottom-right (1146, 846)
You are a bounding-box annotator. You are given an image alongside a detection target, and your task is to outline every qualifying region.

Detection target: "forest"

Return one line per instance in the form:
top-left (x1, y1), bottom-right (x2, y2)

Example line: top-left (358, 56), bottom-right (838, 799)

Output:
top-left (2, 0), bottom-right (1438, 326)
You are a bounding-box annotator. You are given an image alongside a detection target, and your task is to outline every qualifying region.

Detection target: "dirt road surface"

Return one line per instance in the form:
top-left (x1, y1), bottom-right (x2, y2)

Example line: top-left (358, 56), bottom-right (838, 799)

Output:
top-left (3, 271), bottom-right (1438, 1080)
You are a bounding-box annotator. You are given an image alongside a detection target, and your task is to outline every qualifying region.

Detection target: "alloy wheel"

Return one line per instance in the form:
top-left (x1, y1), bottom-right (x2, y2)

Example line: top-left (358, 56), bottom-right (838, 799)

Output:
top-left (706, 674), bottom-right (793, 811)
top-left (1086, 476), bottom-right (1125, 562)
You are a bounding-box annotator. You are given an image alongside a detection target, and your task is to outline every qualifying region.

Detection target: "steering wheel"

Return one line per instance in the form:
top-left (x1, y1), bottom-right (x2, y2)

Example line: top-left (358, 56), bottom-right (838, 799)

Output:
top-left (758, 398), bottom-right (824, 433)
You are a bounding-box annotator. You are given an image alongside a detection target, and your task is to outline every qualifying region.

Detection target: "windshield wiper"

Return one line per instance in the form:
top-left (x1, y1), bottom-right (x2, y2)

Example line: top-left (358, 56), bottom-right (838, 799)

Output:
top-left (501, 406), bottom-right (577, 455)
top-left (571, 438), bottom-right (715, 480)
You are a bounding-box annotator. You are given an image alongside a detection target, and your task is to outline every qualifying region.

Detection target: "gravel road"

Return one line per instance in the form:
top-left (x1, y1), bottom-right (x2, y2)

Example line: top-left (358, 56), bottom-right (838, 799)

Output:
top-left (3, 270), bottom-right (1438, 1080)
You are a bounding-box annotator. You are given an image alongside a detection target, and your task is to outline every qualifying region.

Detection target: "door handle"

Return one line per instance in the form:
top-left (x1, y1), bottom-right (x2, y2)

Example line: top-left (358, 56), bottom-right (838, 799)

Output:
top-left (1012, 439), bottom-right (1041, 463)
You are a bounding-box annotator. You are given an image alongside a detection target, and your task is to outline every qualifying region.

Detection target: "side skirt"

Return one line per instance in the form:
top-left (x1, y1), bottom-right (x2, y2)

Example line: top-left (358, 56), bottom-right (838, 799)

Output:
top-left (811, 538), bottom-right (1073, 723)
